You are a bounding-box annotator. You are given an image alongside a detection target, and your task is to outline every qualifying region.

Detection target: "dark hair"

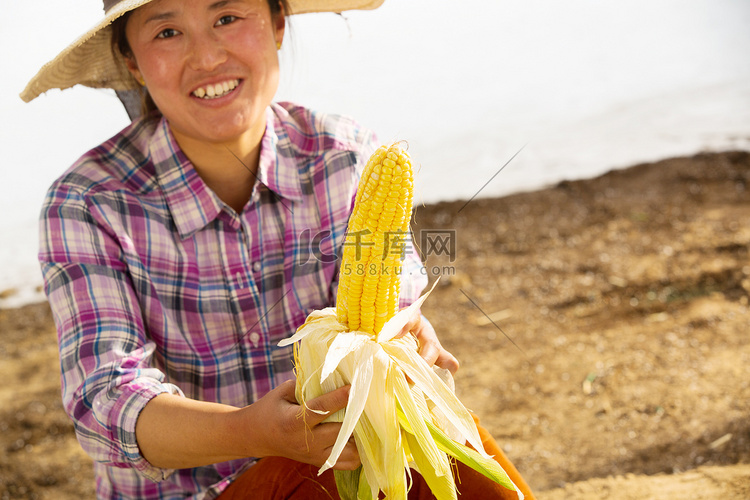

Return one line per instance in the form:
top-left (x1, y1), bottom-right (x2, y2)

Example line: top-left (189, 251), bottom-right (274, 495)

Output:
top-left (110, 10), bottom-right (158, 116)
top-left (110, 0), bottom-right (289, 117)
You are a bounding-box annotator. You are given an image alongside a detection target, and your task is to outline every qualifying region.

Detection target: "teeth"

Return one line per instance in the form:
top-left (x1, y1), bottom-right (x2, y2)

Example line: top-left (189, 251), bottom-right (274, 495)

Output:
top-left (193, 79), bottom-right (239, 99)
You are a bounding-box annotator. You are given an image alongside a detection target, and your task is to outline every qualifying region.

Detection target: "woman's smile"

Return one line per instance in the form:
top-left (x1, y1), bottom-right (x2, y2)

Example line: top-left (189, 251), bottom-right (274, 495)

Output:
top-left (192, 78), bottom-right (242, 99)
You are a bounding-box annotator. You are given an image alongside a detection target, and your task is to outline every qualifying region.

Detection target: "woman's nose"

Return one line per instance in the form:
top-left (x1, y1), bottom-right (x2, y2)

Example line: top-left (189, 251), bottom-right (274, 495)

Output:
top-left (187, 31), bottom-right (228, 72)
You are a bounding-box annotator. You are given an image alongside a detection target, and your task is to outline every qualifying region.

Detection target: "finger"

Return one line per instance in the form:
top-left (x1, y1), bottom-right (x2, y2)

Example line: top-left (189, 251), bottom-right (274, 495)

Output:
top-left (303, 385), bottom-right (351, 426)
top-left (416, 335), bottom-right (460, 375)
top-left (435, 349), bottom-right (460, 375)
top-left (394, 310), bottom-right (421, 340)
top-left (418, 339), bottom-right (440, 367)
top-left (310, 421), bottom-right (345, 443)
top-left (330, 439), bottom-right (361, 470)
top-left (277, 379), bottom-right (298, 404)
top-left (307, 423), bottom-right (358, 469)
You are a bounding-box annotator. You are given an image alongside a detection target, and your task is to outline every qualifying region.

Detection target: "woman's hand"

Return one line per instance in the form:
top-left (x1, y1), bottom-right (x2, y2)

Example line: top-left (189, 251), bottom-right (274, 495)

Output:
top-left (241, 380), bottom-right (360, 470)
top-left (397, 312), bottom-right (459, 375)
top-left (134, 380), bottom-right (359, 471)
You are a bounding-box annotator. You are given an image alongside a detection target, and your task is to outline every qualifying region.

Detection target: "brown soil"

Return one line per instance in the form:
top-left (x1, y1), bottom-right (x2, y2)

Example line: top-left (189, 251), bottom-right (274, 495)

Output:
top-left (2, 151), bottom-right (749, 499)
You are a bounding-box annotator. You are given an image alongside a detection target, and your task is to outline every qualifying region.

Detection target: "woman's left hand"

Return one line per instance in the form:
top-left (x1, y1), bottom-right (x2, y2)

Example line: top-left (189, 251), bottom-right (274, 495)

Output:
top-left (397, 313), bottom-right (459, 375)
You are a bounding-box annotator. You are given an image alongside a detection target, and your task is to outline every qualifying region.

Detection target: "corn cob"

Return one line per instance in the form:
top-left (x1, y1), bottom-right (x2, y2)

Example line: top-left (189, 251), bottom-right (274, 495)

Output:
top-left (278, 143), bottom-right (523, 500)
top-left (336, 144), bottom-right (413, 334)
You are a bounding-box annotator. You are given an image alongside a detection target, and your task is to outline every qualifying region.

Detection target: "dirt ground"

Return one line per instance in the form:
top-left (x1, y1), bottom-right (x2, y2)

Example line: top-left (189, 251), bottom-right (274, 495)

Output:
top-left (1, 151), bottom-right (749, 499)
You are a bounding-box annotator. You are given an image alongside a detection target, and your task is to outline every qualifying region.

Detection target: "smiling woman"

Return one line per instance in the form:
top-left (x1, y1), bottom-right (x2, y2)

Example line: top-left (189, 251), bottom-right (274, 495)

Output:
top-left (19, 0), bottom-right (535, 499)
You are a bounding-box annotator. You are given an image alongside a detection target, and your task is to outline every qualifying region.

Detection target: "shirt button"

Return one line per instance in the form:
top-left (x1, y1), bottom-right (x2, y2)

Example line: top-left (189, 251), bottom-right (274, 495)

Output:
top-left (252, 261), bottom-right (261, 273)
top-left (249, 332), bottom-right (261, 348)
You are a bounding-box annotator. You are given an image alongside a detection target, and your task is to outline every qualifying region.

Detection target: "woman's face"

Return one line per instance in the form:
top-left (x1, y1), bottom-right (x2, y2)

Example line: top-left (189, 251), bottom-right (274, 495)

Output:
top-left (125, 0), bottom-right (285, 147)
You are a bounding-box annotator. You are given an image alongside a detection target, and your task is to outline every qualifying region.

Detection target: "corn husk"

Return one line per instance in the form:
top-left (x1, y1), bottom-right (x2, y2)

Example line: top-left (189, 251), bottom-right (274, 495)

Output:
top-left (278, 285), bottom-right (523, 499)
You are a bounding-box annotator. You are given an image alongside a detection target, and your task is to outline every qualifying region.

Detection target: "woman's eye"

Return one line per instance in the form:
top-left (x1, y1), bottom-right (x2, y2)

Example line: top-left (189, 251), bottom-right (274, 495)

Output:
top-left (216, 15), bottom-right (237, 26)
top-left (156, 28), bottom-right (178, 39)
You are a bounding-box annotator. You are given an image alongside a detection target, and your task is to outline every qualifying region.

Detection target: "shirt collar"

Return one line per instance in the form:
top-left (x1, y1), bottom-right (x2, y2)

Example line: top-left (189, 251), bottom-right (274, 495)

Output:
top-left (150, 117), bottom-right (224, 240)
top-left (149, 107), bottom-right (325, 239)
top-left (256, 106), bottom-right (305, 203)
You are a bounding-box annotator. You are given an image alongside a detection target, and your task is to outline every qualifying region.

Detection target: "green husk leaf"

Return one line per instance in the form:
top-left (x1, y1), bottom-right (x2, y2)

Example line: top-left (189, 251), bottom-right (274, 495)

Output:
top-left (357, 468), bottom-right (374, 500)
top-left (424, 416), bottom-right (521, 497)
top-left (403, 430), bottom-right (457, 500)
top-left (334, 468), bottom-right (361, 500)
top-left (382, 340), bottom-right (486, 456)
top-left (392, 372), bottom-right (449, 477)
top-left (397, 407), bottom-right (522, 498)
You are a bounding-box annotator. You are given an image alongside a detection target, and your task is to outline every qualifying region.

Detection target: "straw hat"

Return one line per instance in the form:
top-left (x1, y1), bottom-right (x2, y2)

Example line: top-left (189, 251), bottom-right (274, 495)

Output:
top-left (20, 0), bottom-right (384, 103)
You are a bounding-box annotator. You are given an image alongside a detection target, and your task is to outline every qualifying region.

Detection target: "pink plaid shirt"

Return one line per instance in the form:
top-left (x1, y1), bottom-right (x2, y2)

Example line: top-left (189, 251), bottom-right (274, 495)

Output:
top-left (40, 102), bottom-right (427, 499)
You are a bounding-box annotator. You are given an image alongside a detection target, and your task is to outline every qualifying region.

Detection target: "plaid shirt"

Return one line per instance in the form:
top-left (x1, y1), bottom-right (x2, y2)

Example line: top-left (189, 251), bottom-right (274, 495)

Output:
top-left (39, 102), bottom-right (427, 499)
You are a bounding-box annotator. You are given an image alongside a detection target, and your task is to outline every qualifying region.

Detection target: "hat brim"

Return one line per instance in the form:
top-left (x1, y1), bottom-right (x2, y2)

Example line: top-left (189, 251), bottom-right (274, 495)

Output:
top-left (20, 0), bottom-right (385, 103)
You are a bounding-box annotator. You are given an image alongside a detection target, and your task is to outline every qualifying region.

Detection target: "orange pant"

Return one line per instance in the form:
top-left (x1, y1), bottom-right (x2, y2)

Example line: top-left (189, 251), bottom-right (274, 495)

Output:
top-left (218, 414), bottom-right (535, 499)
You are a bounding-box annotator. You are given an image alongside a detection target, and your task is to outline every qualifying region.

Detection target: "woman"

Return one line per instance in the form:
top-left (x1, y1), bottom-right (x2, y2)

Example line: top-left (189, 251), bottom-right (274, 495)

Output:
top-left (22, 0), bottom-right (535, 498)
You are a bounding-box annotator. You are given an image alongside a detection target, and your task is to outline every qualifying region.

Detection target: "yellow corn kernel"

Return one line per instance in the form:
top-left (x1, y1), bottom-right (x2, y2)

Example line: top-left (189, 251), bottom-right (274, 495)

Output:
top-left (336, 143), bottom-right (414, 335)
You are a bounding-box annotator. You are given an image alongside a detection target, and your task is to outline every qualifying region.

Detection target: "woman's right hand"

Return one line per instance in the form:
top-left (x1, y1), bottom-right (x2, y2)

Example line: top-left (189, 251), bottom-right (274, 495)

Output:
top-left (241, 379), bottom-right (360, 470)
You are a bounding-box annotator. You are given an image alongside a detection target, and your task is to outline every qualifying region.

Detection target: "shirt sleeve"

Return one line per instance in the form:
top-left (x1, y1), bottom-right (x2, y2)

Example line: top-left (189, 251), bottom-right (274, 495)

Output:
top-left (39, 182), bottom-right (181, 482)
